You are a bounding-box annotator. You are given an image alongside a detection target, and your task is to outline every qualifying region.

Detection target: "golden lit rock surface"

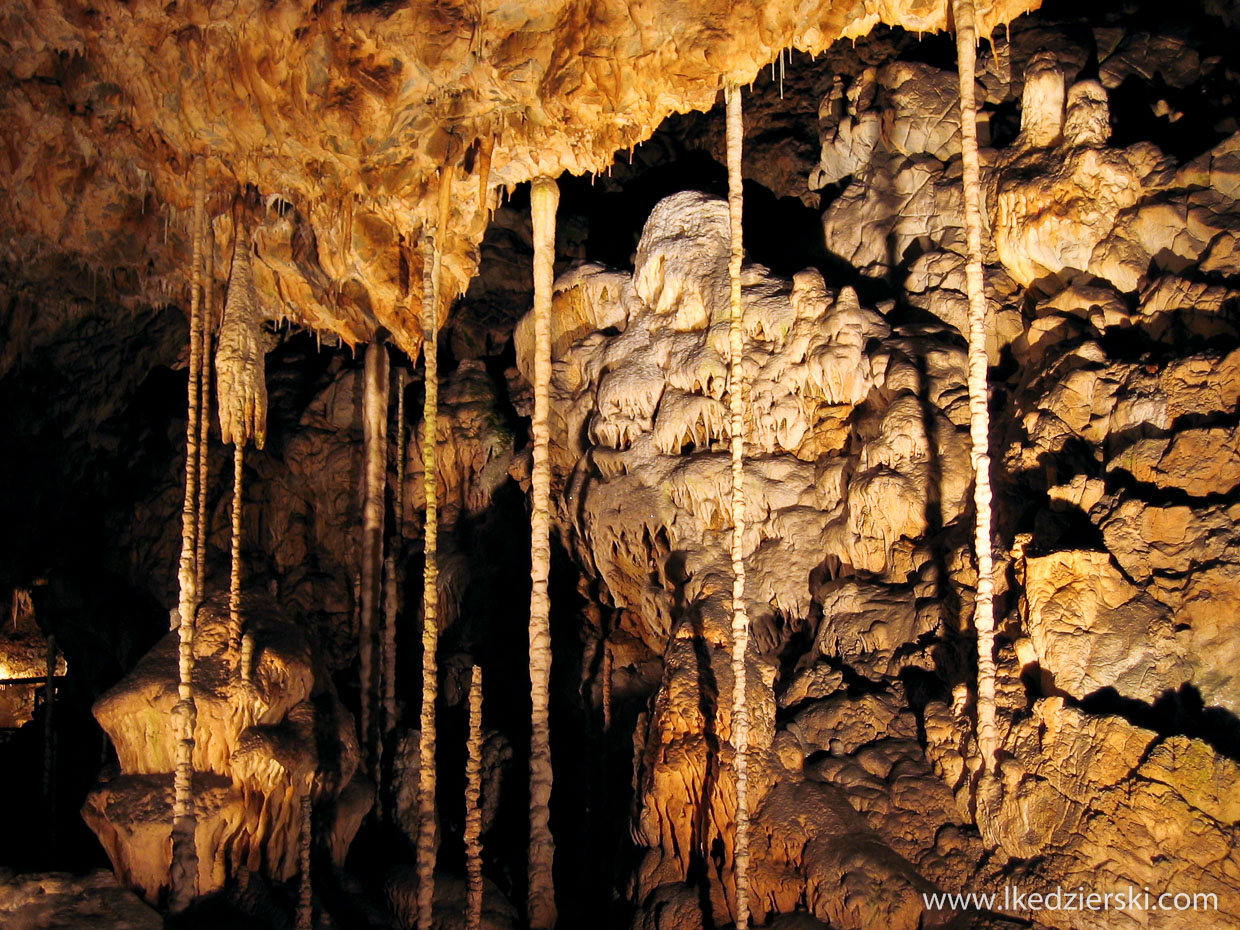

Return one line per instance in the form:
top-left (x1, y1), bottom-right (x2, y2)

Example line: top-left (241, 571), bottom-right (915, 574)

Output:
top-left (83, 594), bottom-right (367, 902)
top-left (0, 0), bottom-right (1039, 354)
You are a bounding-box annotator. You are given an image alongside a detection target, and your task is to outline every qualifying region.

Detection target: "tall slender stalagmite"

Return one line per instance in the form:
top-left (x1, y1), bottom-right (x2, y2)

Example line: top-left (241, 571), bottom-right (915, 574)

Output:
top-left (382, 367), bottom-right (405, 748)
top-left (361, 336), bottom-right (390, 773)
top-left (216, 212), bottom-right (268, 681)
top-left (465, 665), bottom-right (484, 930)
top-left (952, 0), bottom-right (999, 780)
top-left (296, 780), bottom-right (313, 930)
top-left (195, 223), bottom-right (215, 595)
top-left (724, 85), bottom-right (752, 930)
top-left (527, 176), bottom-right (559, 930)
top-left (169, 155), bottom-right (206, 913)
top-left (416, 165), bottom-right (451, 930)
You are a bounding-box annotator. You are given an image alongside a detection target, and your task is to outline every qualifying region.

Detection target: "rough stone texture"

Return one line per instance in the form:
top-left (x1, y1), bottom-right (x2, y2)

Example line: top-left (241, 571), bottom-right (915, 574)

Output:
top-left (0, 868), bottom-right (162, 930)
top-left (0, 0), bottom-right (1040, 363)
top-left (83, 594), bottom-right (367, 902)
top-left (517, 189), bottom-right (990, 927)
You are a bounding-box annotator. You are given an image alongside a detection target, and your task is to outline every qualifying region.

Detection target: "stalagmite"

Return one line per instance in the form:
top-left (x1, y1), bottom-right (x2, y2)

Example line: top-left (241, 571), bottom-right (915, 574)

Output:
top-left (416, 165), bottom-right (451, 930)
top-left (216, 212), bottom-right (267, 670)
top-left (383, 367), bottom-right (405, 744)
top-left (296, 783), bottom-right (312, 930)
top-left (361, 337), bottom-right (389, 773)
top-left (465, 666), bottom-right (484, 930)
top-left (724, 85), bottom-right (753, 930)
top-left (527, 175), bottom-right (559, 930)
top-left (601, 639), bottom-right (612, 734)
top-left (952, 0), bottom-right (1000, 782)
top-left (169, 154), bottom-right (206, 914)
top-left (195, 223), bottom-right (215, 596)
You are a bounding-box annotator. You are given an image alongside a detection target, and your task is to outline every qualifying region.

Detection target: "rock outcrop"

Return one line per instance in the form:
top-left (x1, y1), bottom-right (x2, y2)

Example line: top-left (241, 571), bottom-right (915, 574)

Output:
top-left (83, 593), bottom-right (368, 902)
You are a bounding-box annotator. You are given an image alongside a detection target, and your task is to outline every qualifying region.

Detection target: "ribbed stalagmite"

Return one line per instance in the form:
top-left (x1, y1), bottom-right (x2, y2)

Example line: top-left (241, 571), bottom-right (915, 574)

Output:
top-left (724, 85), bottom-right (752, 930)
top-left (952, 0), bottom-right (1000, 779)
top-left (296, 780), bottom-right (312, 930)
top-left (527, 175), bottom-right (559, 930)
top-left (195, 223), bottom-right (214, 596)
top-left (465, 665), bottom-right (484, 930)
top-left (361, 337), bottom-right (389, 772)
top-left (416, 165), bottom-right (451, 930)
top-left (383, 366), bottom-right (406, 747)
top-left (169, 154), bottom-right (206, 914)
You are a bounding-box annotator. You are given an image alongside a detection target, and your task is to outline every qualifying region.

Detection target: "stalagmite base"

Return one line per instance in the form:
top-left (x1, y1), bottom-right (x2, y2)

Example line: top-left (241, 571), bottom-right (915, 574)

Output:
top-left (527, 175), bottom-right (559, 930)
top-left (724, 85), bottom-right (752, 930)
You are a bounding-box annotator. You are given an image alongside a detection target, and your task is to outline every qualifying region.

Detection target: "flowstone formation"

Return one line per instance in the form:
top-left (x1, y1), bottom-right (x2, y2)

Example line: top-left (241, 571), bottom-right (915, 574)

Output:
top-left (518, 190), bottom-right (988, 928)
top-left (82, 594), bottom-right (368, 903)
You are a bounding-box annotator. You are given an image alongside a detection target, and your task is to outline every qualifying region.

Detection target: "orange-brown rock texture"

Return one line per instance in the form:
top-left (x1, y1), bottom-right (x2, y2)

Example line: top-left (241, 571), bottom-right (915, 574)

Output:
top-left (5, 0), bottom-right (1240, 929)
top-left (0, 0), bottom-right (1039, 360)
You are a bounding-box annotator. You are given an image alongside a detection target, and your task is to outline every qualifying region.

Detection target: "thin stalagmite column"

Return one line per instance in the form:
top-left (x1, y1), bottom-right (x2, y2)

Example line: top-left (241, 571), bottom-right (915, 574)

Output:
top-left (527, 175), bottom-right (559, 930)
top-left (170, 154), bottom-right (206, 914)
top-left (725, 84), bottom-right (752, 930)
top-left (231, 445), bottom-right (247, 676)
top-left (953, 0), bottom-right (999, 778)
top-left (296, 780), bottom-right (313, 930)
top-left (601, 639), bottom-right (612, 734)
top-left (465, 666), bottom-right (484, 930)
top-left (361, 337), bottom-right (390, 773)
top-left (383, 367), bottom-right (406, 744)
top-left (416, 166), bottom-right (451, 930)
top-left (196, 223), bottom-right (215, 596)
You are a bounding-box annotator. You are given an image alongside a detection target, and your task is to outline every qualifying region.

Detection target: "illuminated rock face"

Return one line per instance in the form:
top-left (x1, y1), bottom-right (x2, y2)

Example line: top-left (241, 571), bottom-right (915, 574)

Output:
top-left (517, 190), bottom-right (990, 927)
top-left (4, 4), bottom-right (1240, 929)
top-left (83, 594), bottom-right (367, 903)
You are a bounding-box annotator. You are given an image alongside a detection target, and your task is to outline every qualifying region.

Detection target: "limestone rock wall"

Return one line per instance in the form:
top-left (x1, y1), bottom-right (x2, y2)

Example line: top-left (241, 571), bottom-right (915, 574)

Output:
top-left (511, 11), bottom-right (1240, 927)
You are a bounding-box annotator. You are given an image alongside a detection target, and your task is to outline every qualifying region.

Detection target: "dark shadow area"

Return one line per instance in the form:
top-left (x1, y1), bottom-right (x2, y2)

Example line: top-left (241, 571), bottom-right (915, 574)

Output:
top-left (1077, 684), bottom-right (1240, 763)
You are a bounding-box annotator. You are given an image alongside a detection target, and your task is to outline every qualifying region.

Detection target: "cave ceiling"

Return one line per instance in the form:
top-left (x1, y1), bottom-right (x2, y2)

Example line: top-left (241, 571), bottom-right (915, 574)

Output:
top-left (0, 0), bottom-right (1039, 359)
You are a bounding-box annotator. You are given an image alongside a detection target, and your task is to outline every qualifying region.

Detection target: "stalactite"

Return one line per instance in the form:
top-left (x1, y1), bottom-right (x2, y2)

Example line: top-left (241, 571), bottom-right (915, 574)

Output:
top-left (465, 665), bottom-right (484, 930)
top-left (416, 166), bottom-right (451, 930)
top-left (952, 0), bottom-right (1000, 782)
top-left (296, 784), bottom-right (313, 930)
top-left (195, 222), bottom-right (215, 596)
top-left (994, 22), bottom-right (1011, 89)
top-left (477, 136), bottom-right (494, 215)
top-left (169, 154), bottom-right (206, 915)
top-left (217, 212), bottom-right (268, 667)
top-left (361, 336), bottom-right (390, 776)
top-left (527, 175), bottom-right (558, 930)
top-left (725, 84), bottom-right (752, 930)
